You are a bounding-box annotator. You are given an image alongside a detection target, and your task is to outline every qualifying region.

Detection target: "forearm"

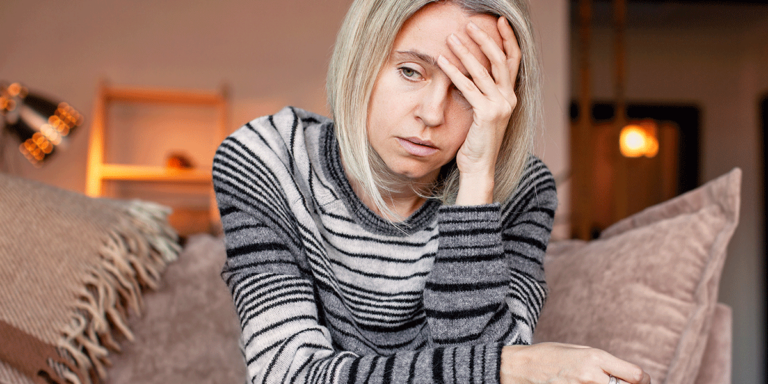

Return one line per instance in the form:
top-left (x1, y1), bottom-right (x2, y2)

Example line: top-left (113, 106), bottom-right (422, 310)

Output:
top-left (339, 343), bottom-right (503, 384)
top-left (424, 204), bottom-right (515, 346)
top-left (429, 157), bottom-right (557, 347)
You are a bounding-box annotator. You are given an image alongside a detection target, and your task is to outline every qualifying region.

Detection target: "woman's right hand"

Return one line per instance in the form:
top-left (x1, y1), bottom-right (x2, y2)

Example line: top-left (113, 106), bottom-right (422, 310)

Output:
top-left (500, 343), bottom-right (652, 384)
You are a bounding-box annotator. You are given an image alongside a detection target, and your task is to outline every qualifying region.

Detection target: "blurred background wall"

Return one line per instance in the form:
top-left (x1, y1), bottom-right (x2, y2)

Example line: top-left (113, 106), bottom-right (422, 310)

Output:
top-left (0, 0), bottom-right (764, 383)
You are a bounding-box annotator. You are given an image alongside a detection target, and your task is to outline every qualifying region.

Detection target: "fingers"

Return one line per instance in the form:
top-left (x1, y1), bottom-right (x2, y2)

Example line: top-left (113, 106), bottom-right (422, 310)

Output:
top-left (437, 18), bottom-right (519, 112)
top-left (501, 343), bottom-right (652, 384)
top-left (613, 375), bottom-right (650, 384)
top-left (436, 54), bottom-right (485, 108)
top-left (466, 21), bottom-right (511, 93)
top-left (551, 343), bottom-right (649, 384)
top-left (497, 17), bottom-right (522, 90)
top-left (599, 350), bottom-right (648, 384)
top-left (441, 33), bottom-right (502, 105)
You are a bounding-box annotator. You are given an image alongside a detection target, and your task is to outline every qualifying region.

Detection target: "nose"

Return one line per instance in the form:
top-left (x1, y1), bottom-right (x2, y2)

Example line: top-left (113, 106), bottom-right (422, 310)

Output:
top-left (415, 81), bottom-right (448, 128)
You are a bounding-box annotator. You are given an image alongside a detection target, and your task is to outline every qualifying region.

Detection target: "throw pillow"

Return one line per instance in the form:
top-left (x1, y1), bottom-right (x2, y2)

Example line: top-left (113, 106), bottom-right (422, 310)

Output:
top-left (533, 168), bottom-right (741, 384)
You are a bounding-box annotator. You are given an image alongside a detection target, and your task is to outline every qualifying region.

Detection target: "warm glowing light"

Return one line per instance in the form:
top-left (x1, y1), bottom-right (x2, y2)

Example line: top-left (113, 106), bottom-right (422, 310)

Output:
top-left (3, 82), bottom-right (80, 166)
top-left (8, 83), bottom-right (22, 97)
top-left (619, 121), bottom-right (659, 158)
top-left (620, 125), bottom-right (646, 158)
top-left (40, 124), bottom-right (62, 145)
top-left (645, 135), bottom-right (659, 158)
top-left (1, 98), bottom-right (15, 112)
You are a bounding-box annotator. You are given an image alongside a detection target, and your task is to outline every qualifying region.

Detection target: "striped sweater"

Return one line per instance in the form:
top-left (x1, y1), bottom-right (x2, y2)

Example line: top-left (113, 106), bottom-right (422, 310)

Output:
top-left (212, 107), bottom-right (557, 384)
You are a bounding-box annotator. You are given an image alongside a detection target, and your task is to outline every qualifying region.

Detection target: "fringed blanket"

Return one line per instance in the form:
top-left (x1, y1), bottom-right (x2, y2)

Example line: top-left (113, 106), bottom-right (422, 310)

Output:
top-left (0, 174), bottom-right (181, 384)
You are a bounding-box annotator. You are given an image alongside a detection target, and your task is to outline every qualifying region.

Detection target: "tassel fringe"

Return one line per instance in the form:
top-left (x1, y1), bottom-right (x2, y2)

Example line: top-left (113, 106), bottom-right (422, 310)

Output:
top-left (53, 200), bottom-right (180, 384)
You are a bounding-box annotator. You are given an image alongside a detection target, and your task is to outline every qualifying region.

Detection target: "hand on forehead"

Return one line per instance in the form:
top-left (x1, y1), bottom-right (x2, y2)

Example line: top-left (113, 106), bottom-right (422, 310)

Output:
top-left (394, 2), bottom-right (504, 76)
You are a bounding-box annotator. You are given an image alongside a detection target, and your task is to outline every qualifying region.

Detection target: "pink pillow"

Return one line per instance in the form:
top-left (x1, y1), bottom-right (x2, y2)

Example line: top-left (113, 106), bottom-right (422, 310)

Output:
top-left (534, 168), bottom-right (740, 384)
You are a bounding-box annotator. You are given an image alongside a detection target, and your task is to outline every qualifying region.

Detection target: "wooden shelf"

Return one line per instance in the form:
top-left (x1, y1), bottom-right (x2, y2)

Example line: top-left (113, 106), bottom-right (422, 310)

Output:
top-left (103, 87), bottom-right (224, 106)
top-left (99, 164), bottom-right (211, 183)
top-left (85, 81), bottom-right (229, 234)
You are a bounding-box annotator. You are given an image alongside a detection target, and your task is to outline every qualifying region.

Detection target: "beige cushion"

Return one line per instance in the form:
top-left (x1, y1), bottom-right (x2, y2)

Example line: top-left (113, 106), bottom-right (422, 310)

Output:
top-left (534, 168), bottom-right (740, 384)
top-left (108, 234), bottom-right (245, 384)
top-left (694, 303), bottom-right (731, 384)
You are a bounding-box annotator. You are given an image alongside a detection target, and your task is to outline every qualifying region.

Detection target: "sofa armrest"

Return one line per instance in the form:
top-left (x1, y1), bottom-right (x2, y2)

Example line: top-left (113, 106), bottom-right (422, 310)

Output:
top-left (695, 303), bottom-right (732, 384)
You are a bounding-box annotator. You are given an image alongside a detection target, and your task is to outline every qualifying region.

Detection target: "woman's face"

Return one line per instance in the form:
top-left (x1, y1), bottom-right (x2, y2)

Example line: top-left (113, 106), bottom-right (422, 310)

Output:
top-left (366, 2), bottom-right (503, 185)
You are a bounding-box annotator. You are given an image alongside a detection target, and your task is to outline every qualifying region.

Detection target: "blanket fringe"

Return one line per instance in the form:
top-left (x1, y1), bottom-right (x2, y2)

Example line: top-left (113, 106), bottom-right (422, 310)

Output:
top-left (54, 200), bottom-right (180, 384)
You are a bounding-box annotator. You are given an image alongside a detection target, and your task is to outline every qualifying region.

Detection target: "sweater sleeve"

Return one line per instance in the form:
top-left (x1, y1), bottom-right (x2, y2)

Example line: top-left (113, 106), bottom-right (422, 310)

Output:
top-left (424, 158), bottom-right (557, 347)
top-left (213, 128), bottom-right (505, 384)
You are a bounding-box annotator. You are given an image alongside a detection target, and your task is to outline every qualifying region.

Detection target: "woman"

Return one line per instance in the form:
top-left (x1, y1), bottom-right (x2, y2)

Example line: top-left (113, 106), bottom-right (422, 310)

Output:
top-left (213, 0), bottom-right (651, 383)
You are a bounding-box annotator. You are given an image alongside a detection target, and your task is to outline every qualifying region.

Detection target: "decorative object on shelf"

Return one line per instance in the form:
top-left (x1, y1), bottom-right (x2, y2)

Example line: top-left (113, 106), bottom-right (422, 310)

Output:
top-left (0, 82), bottom-right (83, 167)
top-left (165, 151), bottom-right (195, 169)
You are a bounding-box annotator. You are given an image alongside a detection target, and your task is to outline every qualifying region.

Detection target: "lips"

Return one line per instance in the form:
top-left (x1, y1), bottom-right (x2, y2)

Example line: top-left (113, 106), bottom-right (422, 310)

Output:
top-left (398, 137), bottom-right (438, 157)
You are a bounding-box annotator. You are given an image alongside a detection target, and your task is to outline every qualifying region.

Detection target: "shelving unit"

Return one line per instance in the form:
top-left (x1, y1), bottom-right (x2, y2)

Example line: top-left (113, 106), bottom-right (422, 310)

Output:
top-left (85, 81), bottom-right (229, 232)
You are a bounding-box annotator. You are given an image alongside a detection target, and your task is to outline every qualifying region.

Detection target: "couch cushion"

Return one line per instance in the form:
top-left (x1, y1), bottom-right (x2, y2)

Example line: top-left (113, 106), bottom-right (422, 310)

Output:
top-left (107, 234), bottom-right (245, 384)
top-left (694, 303), bottom-right (732, 384)
top-left (534, 168), bottom-right (740, 384)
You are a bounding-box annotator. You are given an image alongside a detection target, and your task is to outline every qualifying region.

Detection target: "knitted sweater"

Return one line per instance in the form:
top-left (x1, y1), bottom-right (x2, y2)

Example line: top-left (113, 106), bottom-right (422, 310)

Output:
top-left (212, 106), bottom-right (557, 384)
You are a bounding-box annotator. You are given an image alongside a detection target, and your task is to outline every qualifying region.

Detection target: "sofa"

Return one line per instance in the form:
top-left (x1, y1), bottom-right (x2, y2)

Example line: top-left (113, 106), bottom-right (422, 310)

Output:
top-left (0, 167), bottom-right (739, 384)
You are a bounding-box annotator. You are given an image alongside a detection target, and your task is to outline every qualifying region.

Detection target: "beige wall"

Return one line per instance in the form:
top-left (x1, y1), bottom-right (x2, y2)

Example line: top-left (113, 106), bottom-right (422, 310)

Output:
top-left (530, 0), bottom-right (571, 240)
top-left (576, 8), bottom-right (768, 383)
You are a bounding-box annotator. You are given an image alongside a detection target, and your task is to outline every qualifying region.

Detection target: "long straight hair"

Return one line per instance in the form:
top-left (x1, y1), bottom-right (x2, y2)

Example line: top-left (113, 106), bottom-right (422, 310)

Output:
top-left (327, 0), bottom-right (542, 221)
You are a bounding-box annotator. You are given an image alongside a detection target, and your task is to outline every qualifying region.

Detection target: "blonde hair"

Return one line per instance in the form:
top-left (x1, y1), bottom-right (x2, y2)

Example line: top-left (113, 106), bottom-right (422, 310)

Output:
top-left (327, 0), bottom-right (542, 220)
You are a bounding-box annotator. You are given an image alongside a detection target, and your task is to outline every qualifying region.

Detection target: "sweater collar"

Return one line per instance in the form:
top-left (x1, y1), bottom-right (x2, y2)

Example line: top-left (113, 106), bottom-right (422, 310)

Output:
top-left (320, 123), bottom-right (440, 236)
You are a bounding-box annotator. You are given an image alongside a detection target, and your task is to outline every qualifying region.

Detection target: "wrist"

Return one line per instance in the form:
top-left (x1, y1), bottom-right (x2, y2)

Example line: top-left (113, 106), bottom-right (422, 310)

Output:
top-left (500, 345), bottom-right (528, 384)
top-left (455, 172), bottom-right (494, 205)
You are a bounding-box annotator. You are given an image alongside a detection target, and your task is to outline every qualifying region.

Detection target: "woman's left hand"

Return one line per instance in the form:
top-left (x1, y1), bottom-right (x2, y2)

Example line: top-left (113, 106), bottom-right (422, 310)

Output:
top-left (437, 17), bottom-right (521, 203)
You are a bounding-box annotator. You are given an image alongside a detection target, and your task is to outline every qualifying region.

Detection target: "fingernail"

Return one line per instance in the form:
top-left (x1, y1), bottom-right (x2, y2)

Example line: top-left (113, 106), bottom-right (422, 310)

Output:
top-left (448, 34), bottom-right (461, 45)
top-left (468, 21), bottom-right (479, 31)
top-left (437, 55), bottom-right (448, 65)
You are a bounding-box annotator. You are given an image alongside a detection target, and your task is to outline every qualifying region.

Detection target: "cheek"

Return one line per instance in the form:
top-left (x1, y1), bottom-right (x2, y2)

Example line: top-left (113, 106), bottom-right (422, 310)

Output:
top-left (447, 100), bottom-right (474, 132)
top-left (367, 79), bottom-right (398, 130)
top-left (441, 101), bottom-right (473, 151)
top-left (366, 86), bottom-right (388, 138)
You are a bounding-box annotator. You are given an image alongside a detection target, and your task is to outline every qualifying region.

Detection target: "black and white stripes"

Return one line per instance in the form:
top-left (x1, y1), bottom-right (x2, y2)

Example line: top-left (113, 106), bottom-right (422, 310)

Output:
top-left (212, 107), bottom-right (557, 383)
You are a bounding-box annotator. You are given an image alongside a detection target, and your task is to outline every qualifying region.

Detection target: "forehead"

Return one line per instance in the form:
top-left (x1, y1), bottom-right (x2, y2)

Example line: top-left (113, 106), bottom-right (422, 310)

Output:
top-left (392, 2), bottom-right (503, 69)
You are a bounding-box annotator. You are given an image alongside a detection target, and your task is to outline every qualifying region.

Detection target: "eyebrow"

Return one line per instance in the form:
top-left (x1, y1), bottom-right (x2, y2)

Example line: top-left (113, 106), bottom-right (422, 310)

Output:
top-left (394, 50), bottom-right (438, 67)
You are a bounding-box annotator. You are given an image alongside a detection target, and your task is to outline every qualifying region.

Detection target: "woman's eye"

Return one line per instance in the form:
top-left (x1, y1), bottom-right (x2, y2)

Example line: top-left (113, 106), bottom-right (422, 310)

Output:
top-left (399, 67), bottom-right (421, 80)
top-left (453, 87), bottom-right (466, 101)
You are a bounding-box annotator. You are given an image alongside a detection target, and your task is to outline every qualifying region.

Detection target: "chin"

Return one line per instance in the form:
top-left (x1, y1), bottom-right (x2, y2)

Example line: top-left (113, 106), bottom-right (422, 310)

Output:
top-left (380, 155), bottom-right (444, 184)
top-left (388, 166), bottom-right (439, 184)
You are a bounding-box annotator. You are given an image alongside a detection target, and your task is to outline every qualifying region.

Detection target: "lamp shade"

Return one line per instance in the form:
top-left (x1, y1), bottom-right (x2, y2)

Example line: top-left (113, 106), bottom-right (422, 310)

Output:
top-left (1, 82), bottom-right (82, 166)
